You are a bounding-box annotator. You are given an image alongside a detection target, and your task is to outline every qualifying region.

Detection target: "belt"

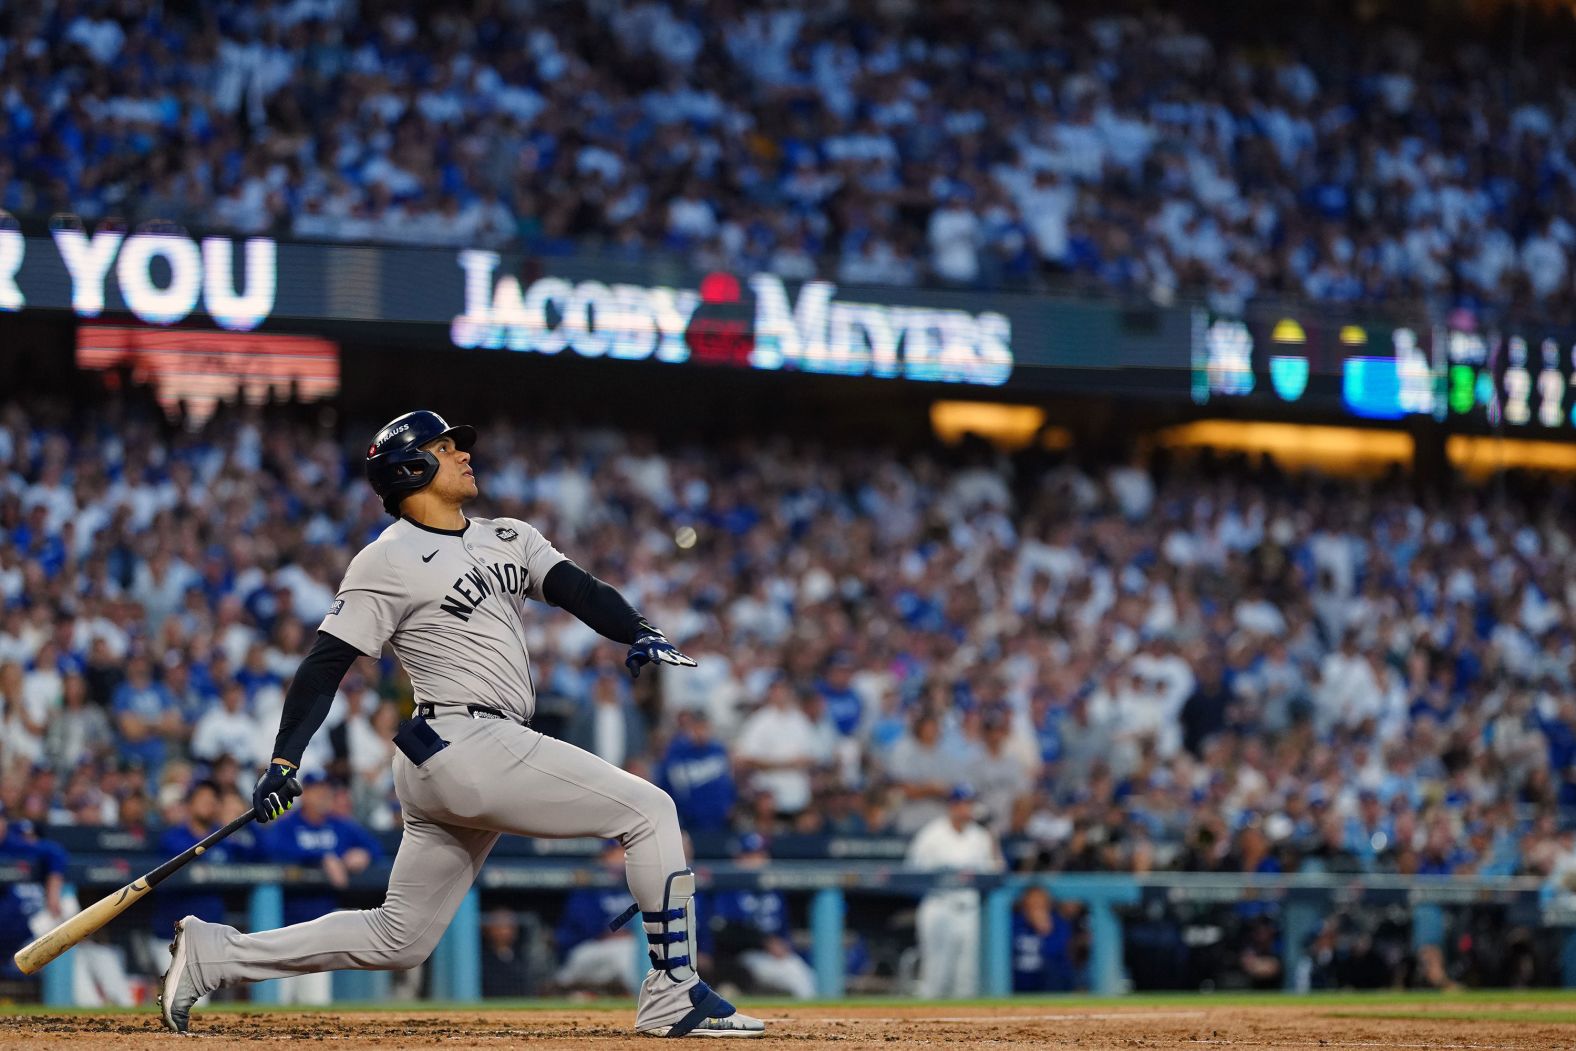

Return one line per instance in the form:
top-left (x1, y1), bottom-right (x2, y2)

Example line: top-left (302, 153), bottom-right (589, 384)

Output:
top-left (416, 702), bottom-right (526, 724)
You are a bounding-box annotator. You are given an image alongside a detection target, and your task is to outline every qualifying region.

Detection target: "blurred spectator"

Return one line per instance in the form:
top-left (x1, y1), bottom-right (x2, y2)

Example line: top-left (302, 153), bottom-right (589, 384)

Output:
top-left (480, 908), bottom-right (534, 999)
top-left (654, 709), bottom-right (736, 835)
top-left (706, 834), bottom-right (815, 999)
top-left (1180, 658), bottom-right (1232, 757)
top-left (567, 674), bottom-right (648, 770)
top-left (905, 784), bottom-right (1003, 999)
top-left (1303, 813), bottom-right (1365, 875)
top-left (112, 656), bottom-right (181, 777)
top-left (117, 786), bottom-right (156, 837)
top-left (260, 772), bottom-right (382, 1005)
top-left (814, 654), bottom-right (865, 739)
top-left (554, 840), bottom-right (638, 995)
top-left (216, 785), bottom-right (265, 868)
top-left (2, 811), bottom-right (132, 1005)
top-left (886, 712), bottom-right (966, 834)
top-left (1236, 915), bottom-right (1284, 990)
top-left (43, 674), bottom-right (113, 772)
top-left (149, 780), bottom-right (244, 968)
top-left (1010, 885), bottom-right (1077, 993)
top-left (190, 682), bottom-right (264, 766)
top-left (0, 662), bottom-right (44, 767)
top-left (0, 803), bottom-right (62, 976)
top-left (333, 680), bottom-right (389, 783)
top-left (1293, 918), bottom-right (1341, 992)
top-left (734, 678), bottom-right (821, 819)
top-left (340, 694), bottom-right (401, 830)
top-left (1543, 825), bottom-right (1576, 909)
top-left (968, 707), bottom-right (1038, 835)
top-left (928, 195), bottom-right (982, 285)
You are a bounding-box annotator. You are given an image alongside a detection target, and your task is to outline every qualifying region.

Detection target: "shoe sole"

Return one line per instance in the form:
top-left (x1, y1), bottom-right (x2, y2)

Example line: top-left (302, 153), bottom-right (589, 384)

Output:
top-left (157, 919), bottom-right (191, 1034)
top-left (639, 1017), bottom-right (767, 1038)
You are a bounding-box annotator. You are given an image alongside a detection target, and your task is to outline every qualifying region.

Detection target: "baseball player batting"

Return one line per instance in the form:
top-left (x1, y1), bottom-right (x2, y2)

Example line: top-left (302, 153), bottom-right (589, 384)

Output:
top-left (157, 410), bottom-right (764, 1037)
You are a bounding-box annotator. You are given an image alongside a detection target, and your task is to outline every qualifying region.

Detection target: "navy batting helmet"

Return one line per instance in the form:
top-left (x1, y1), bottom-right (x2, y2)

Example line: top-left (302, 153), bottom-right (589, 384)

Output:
top-left (365, 410), bottom-right (477, 515)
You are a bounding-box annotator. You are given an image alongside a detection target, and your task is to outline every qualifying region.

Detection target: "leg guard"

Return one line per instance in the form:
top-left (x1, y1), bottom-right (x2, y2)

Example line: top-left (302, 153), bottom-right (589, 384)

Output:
top-left (635, 872), bottom-right (765, 1036)
top-left (643, 869), bottom-right (698, 984)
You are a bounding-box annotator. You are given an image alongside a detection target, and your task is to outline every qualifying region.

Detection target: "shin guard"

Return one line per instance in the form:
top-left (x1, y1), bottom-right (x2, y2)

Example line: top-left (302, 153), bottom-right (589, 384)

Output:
top-left (643, 869), bottom-right (698, 984)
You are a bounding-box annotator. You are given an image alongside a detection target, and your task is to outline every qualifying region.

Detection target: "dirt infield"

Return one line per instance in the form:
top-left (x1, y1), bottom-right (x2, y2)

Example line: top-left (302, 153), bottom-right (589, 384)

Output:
top-left (3, 999), bottom-right (1575, 1050)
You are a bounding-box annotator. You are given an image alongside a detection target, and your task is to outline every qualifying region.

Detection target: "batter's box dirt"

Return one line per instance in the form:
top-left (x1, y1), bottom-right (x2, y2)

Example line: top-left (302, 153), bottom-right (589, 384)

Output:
top-left (1, 1001), bottom-right (1573, 1050)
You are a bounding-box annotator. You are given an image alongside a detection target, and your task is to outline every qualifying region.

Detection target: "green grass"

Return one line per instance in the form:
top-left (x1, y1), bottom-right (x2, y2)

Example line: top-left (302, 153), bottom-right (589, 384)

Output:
top-left (1326, 1008), bottom-right (1576, 1025)
top-left (0, 988), bottom-right (1570, 1018)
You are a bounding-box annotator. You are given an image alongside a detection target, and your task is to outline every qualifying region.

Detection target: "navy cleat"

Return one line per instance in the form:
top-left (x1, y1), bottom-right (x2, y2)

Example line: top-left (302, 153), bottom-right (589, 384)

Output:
top-left (637, 978), bottom-right (766, 1038)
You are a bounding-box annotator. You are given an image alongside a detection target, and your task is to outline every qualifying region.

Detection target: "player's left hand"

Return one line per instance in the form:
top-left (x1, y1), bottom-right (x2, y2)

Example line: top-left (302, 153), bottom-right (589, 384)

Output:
top-left (251, 761), bottom-right (302, 823)
top-left (625, 631), bottom-right (697, 678)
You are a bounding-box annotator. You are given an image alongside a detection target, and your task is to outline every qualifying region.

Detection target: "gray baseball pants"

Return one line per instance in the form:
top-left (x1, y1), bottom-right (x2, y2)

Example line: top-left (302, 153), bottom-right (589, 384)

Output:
top-left (182, 714), bottom-right (683, 993)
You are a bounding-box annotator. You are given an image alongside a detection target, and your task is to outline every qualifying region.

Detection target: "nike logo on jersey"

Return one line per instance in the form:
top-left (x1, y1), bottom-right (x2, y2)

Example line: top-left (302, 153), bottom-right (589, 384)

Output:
top-left (439, 562), bottom-right (531, 621)
top-left (422, 550), bottom-right (438, 562)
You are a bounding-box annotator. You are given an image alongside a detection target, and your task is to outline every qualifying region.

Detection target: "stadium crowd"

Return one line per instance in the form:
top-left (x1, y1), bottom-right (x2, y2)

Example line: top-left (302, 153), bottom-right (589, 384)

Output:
top-left (2, 393), bottom-right (1575, 901)
top-left (3, 1), bottom-right (1576, 315)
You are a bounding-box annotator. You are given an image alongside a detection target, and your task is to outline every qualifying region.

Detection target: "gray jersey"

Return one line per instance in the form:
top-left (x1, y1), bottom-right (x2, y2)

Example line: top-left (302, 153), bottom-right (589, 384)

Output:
top-left (319, 515), bottom-right (567, 720)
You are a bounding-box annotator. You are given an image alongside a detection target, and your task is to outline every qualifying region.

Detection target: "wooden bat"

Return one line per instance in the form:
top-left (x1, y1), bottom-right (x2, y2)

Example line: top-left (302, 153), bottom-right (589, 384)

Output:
top-left (13, 808), bottom-right (261, 975)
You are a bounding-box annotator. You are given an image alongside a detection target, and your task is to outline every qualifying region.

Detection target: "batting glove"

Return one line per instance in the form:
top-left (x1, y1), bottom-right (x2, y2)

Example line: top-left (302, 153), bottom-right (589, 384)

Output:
top-left (252, 760), bottom-right (303, 823)
top-left (625, 631), bottom-right (697, 679)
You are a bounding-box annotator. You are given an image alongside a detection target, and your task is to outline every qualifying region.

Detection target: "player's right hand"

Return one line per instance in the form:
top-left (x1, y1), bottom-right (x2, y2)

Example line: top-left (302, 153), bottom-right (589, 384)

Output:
top-left (252, 760), bottom-right (302, 823)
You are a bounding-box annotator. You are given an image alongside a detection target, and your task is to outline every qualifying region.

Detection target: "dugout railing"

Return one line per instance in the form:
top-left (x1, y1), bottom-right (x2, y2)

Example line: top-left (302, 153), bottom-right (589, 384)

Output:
top-left (9, 859), bottom-right (1575, 1005)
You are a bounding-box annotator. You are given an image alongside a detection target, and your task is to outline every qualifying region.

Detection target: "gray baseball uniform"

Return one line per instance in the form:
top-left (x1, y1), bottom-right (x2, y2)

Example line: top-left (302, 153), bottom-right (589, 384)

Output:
top-left (177, 514), bottom-right (689, 999)
top-left (325, 514), bottom-right (565, 721)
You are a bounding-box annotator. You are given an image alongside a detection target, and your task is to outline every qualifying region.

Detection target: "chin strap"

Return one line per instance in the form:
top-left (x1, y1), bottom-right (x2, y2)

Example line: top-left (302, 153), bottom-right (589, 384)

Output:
top-left (644, 869), bottom-right (698, 984)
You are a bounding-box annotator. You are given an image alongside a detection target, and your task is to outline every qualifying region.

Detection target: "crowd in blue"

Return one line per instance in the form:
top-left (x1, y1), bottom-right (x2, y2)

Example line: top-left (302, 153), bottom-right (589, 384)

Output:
top-left (3, 393), bottom-right (1575, 905)
top-left (2, 1), bottom-right (1575, 314)
top-left (2, 368), bottom-right (1576, 1001)
top-left (6, 0), bottom-right (1576, 999)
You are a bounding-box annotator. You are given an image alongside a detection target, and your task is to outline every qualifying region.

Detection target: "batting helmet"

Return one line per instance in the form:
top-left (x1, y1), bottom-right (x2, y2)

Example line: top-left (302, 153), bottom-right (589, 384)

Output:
top-left (365, 410), bottom-right (477, 515)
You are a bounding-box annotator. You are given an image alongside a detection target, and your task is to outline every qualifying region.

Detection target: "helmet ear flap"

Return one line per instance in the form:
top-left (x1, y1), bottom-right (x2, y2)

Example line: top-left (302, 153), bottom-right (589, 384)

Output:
top-left (377, 449), bottom-right (441, 515)
top-left (395, 450), bottom-right (441, 483)
top-left (413, 449), bottom-right (440, 485)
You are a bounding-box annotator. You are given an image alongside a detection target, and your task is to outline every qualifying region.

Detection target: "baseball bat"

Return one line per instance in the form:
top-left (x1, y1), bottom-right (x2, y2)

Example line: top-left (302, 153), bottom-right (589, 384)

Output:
top-left (13, 807), bottom-right (261, 975)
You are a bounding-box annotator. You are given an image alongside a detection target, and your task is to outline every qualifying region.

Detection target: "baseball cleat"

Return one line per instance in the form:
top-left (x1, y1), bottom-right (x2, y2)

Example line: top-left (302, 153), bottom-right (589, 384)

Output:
top-left (157, 916), bottom-right (200, 1034)
top-left (638, 980), bottom-right (765, 1037)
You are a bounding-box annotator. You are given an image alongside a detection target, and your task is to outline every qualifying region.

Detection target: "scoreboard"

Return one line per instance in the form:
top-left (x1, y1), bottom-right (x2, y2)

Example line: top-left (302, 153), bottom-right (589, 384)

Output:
top-left (1439, 326), bottom-right (1574, 429)
top-left (1191, 308), bottom-right (1576, 431)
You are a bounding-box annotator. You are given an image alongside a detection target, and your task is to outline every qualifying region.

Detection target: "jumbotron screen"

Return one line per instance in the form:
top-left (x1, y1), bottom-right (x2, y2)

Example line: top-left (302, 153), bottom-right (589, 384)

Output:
top-left (1192, 309), bottom-right (1576, 431)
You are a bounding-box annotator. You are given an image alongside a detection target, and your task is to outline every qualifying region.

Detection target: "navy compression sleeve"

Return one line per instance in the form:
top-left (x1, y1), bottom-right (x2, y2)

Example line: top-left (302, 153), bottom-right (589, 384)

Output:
top-left (541, 560), bottom-right (654, 644)
top-left (270, 630), bottom-right (361, 767)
